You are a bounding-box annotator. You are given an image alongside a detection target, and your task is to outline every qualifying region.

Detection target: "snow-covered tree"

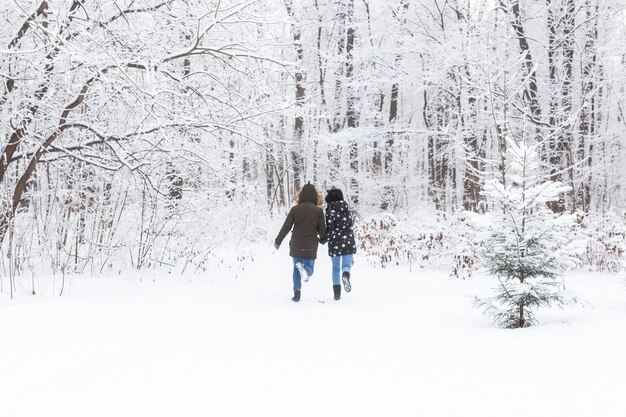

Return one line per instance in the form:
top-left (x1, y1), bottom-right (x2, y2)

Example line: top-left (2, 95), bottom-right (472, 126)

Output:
top-left (477, 138), bottom-right (576, 328)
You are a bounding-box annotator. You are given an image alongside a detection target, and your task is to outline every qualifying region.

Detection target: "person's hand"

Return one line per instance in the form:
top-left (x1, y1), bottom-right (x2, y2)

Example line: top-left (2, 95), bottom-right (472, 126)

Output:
top-left (273, 242), bottom-right (280, 250)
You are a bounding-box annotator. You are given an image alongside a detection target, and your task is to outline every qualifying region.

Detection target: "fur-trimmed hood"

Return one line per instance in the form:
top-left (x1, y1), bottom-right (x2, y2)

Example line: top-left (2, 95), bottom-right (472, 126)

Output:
top-left (295, 184), bottom-right (324, 206)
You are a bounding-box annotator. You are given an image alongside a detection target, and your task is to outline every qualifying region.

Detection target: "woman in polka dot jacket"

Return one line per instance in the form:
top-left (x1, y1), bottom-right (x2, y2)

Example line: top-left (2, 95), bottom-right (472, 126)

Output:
top-left (324, 188), bottom-right (356, 300)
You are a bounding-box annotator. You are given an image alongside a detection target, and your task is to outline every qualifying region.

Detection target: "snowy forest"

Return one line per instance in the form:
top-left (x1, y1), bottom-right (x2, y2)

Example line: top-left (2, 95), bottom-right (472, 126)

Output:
top-left (3, 1), bottom-right (626, 416)
top-left (3, 0), bottom-right (626, 281)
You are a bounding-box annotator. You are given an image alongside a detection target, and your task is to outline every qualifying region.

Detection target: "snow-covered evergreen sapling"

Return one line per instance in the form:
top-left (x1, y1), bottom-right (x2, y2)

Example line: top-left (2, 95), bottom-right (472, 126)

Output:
top-left (476, 139), bottom-right (577, 328)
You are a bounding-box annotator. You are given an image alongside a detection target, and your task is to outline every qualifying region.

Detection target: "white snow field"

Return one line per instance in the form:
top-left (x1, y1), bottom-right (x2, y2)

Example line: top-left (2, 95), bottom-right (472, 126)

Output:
top-left (1, 246), bottom-right (626, 417)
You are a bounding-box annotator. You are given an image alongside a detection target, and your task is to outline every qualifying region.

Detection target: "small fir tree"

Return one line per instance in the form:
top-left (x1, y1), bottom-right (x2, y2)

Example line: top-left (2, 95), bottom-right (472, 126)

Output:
top-left (477, 138), bottom-right (575, 328)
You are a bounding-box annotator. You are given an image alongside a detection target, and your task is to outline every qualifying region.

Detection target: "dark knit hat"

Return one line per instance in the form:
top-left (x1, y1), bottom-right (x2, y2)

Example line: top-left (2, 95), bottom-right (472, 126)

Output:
top-left (325, 188), bottom-right (344, 204)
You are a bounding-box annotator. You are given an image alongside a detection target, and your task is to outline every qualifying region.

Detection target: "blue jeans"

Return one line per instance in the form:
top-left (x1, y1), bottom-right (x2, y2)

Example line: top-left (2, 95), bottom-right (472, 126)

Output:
top-left (292, 257), bottom-right (315, 291)
top-left (331, 254), bottom-right (353, 286)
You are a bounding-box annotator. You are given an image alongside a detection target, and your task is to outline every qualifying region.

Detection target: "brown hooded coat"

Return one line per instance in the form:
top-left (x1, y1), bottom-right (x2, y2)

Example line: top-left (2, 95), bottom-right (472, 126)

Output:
top-left (275, 183), bottom-right (327, 259)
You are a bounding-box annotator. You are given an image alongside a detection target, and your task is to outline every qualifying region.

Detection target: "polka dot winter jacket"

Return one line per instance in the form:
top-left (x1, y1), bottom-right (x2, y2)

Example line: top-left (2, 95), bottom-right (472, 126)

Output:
top-left (325, 200), bottom-right (357, 257)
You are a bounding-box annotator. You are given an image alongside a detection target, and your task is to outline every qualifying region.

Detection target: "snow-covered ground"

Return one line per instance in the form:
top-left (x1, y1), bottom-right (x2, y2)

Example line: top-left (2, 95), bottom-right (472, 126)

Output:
top-left (1, 245), bottom-right (626, 417)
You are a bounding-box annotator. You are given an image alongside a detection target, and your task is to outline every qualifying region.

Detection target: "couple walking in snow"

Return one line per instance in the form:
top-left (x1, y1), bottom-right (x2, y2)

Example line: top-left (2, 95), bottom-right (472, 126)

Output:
top-left (274, 183), bottom-right (356, 302)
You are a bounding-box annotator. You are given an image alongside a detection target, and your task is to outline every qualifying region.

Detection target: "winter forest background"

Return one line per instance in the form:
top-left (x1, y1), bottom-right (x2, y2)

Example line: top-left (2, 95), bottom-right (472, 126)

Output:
top-left (2, 0), bottom-right (626, 288)
top-left (5, 2), bottom-right (626, 414)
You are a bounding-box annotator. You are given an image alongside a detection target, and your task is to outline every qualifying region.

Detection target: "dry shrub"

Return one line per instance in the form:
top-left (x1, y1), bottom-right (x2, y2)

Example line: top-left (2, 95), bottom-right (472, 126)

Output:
top-left (574, 212), bottom-right (626, 272)
top-left (355, 213), bottom-right (445, 268)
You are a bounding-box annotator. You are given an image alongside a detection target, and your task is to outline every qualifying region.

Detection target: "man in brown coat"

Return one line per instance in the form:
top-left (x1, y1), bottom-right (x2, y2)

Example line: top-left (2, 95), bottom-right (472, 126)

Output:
top-left (274, 183), bottom-right (327, 302)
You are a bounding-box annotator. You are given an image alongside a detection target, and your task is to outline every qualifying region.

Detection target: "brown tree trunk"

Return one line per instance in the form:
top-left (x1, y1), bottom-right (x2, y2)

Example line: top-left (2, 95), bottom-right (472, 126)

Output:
top-left (284, 0), bottom-right (306, 193)
top-left (332, 2), bottom-right (346, 133)
top-left (546, 0), bottom-right (576, 213)
top-left (546, 0), bottom-right (563, 213)
top-left (579, 1), bottom-right (598, 212)
top-left (345, 0), bottom-right (359, 205)
top-left (562, 0), bottom-right (576, 212)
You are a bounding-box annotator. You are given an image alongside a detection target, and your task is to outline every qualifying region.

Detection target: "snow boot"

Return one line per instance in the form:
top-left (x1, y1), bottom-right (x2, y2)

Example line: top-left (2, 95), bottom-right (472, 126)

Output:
top-left (291, 290), bottom-right (301, 302)
top-left (342, 271), bottom-right (351, 292)
top-left (296, 262), bottom-right (309, 282)
top-left (333, 285), bottom-right (341, 300)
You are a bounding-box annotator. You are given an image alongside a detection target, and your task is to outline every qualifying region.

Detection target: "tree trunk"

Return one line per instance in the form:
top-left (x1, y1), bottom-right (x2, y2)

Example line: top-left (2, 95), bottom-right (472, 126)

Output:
top-left (345, 0), bottom-right (359, 205)
top-left (579, 1), bottom-right (598, 212)
top-left (284, 0), bottom-right (306, 192)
